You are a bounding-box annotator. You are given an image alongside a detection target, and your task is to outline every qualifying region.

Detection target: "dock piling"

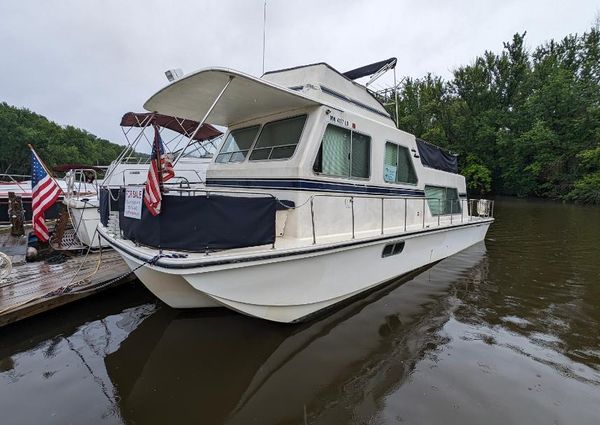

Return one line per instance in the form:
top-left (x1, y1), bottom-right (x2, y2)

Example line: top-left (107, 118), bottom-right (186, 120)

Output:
top-left (8, 192), bottom-right (24, 237)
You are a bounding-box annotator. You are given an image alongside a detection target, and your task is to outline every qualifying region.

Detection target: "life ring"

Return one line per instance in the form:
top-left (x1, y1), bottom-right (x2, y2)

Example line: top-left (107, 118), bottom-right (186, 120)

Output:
top-left (0, 252), bottom-right (12, 280)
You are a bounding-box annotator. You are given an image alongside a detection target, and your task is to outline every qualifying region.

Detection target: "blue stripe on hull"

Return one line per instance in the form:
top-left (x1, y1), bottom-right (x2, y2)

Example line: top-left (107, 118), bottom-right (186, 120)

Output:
top-left (206, 178), bottom-right (426, 197)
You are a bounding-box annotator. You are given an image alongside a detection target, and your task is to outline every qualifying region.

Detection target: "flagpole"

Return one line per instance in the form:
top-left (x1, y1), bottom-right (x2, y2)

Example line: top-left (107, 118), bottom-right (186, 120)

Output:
top-left (152, 125), bottom-right (164, 191)
top-left (28, 144), bottom-right (66, 196)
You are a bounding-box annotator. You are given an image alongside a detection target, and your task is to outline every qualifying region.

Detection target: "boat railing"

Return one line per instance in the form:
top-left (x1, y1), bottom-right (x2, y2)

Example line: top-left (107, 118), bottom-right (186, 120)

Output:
top-left (119, 168), bottom-right (204, 186)
top-left (104, 186), bottom-right (279, 214)
top-left (120, 156), bottom-right (150, 165)
top-left (0, 173), bottom-right (30, 182)
top-left (150, 186), bottom-right (279, 201)
top-left (308, 194), bottom-right (494, 245)
top-left (108, 185), bottom-right (493, 249)
top-left (64, 169), bottom-right (99, 200)
top-left (0, 174), bottom-right (30, 195)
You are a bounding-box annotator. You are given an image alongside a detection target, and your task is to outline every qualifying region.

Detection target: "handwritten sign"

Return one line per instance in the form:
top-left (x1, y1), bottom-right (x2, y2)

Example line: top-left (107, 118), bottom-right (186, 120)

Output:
top-left (384, 165), bottom-right (397, 183)
top-left (124, 187), bottom-right (144, 219)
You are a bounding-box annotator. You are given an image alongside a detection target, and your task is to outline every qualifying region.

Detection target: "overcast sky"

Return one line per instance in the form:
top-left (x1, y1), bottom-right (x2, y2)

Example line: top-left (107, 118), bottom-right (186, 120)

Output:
top-left (1, 0), bottom-right (598, 145)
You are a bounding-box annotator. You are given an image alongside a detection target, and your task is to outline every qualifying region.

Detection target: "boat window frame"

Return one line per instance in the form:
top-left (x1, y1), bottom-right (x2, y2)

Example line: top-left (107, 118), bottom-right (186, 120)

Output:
top-left (424, 185), bottom-right (462, 215)
top-left (383, 141), bottom-right (419, 186)
top-left (312, 123), bottom-right (372, 181)
top-left (248, 114), bottom-right (309, 163)
top-left (215, 124), bottom-right (261, 164)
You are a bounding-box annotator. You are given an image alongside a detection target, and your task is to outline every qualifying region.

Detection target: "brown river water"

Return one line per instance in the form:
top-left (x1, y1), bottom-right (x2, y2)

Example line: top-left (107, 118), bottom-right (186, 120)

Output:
top-left (1, 197), bottom-right (599, 425)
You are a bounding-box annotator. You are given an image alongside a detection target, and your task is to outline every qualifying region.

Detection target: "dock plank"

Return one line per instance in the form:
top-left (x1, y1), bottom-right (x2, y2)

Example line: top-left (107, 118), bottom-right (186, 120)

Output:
top-left (0, 232), bottom-right (27, 265)
top-left (0, 248), bottom-right (136, 327)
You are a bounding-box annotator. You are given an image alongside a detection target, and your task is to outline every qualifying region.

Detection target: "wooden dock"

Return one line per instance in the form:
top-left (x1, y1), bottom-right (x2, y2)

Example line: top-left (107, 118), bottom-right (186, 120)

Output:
top-left (0, 231), bottom-right (27, 265)
top-left (0, 232), bottom-right (135, 327)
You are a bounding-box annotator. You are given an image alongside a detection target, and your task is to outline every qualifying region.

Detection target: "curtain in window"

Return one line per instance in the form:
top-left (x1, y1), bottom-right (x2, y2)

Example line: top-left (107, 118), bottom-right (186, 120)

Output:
top-left (446, 187), bottom-right (461, 214)
top-left (384, 143), bottom-right (398, 182)
top-left (425, 186), bottom-right (445, 215)
top-left (425, 186), bottom-right (461, 215)
top-left (351, 133), bottom-right (370, 178)
top-left (322, 126), bottom-right (350, 176)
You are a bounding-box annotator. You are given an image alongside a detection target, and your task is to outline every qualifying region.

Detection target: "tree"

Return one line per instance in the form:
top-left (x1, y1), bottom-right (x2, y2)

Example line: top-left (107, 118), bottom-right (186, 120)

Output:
top-left (388, 27), bottom-right (600, 204)
top-left (0, 102), bottom-right (123, 175)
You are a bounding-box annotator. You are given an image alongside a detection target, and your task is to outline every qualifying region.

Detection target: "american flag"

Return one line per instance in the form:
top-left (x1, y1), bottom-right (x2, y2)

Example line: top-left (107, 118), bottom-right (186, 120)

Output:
top-left (31, 148), bottom-right (61, 242)
top-left (144, 125), bottom-right (175, 216)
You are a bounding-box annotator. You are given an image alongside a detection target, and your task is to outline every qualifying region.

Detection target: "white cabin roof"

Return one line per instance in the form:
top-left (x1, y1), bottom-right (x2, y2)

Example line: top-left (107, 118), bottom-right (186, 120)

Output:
top-left (263, 63), bottom-right (395, 126)
top-left (143, 64), bottom-right (395, 128)
top-left (144, 68), bottom-right (321, 128)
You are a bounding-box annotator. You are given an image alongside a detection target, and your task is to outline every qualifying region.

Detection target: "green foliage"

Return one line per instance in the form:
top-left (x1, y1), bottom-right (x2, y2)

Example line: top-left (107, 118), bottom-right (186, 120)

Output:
top-left (567, 145), bottom-right (600, 204)
top-left (567, 172), bottom-right (600, 204)
top-left (0, 102), bottom-right (123, 175)
top-left (386, 27), bottom-right (600, 204)
top-left (578, 145), bottom-right (600, 169)
top-left (462, 156), bottom-right (492, 195)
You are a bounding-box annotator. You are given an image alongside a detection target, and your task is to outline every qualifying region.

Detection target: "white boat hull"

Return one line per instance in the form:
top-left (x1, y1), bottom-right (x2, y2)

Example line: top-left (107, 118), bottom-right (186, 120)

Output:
top-left (104, 220), bottom-right (491, 323)
top-left (67, 202), bottom-right (108, 248)
top-left (120, 256), bottom-right (221, 308)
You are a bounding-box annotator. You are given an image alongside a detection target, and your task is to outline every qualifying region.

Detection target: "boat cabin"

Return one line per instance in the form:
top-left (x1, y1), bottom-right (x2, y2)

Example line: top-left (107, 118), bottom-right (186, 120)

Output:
top-left (107, 60), bottom-right (471, 250)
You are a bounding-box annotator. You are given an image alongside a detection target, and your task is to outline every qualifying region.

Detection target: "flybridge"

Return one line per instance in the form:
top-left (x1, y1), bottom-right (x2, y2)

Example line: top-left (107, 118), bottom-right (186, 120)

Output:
top-left (263, 61), bottom-right (397, 126)
top-left (265, 57), bottom-right (399, 125)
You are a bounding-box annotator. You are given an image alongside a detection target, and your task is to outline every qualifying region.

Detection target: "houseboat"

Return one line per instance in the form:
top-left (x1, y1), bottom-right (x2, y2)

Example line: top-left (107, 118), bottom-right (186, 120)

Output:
top-left (97, 59), bottom-right (494, 323)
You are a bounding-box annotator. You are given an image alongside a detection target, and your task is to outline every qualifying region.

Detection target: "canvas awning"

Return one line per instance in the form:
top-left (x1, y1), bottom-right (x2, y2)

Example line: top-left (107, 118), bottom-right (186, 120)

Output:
top-left (143, 68), bottom-right (322, 127)
top-left (120, 112), bottom-right (222, 142)
top-left (343, 58), bottom-right (397, 81)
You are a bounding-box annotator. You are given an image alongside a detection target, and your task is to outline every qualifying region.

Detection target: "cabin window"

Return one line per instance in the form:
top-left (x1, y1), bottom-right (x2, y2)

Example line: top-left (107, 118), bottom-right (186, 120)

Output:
top-left (384, 142), bottom-right (418, 184)
top-left (249, 115), bottom-right (307, 161)
top-left (216, 125), bottom-right (260, 163)
top-left (313, 124), bottom-right (371, 179)
top-left (424, 185), bottom-right (462, 215)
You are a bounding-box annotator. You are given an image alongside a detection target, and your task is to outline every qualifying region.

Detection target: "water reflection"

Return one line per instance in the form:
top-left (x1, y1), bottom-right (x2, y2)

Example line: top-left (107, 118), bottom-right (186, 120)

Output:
top-left (2, 198), bottom-right (600, 425)
top-left (104, 243), bottom-right (488, 424)
top-left (456, 199), bottom-right (600, 377)
top-left (0, 287), bottom-right (157, 424)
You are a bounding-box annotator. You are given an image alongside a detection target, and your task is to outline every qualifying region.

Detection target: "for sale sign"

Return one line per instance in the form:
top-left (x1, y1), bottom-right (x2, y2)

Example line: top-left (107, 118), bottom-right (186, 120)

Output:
top-left (124, 187), bottom-right (144, 219)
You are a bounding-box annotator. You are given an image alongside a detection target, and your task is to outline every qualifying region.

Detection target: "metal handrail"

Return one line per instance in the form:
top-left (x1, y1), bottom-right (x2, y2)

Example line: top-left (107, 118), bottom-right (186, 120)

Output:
top-left (0, 173), bottom-right (30, 180)
top-left (109, 180), bottom-right (493, 248)
top-left (308, 193), bottom-right (494, 245)
top-left (65, 168), bottom-right (99, 200)
top-left (117, 168), bottom-right (204, 187)
top-left (157, 186), bottom-right (279, 201)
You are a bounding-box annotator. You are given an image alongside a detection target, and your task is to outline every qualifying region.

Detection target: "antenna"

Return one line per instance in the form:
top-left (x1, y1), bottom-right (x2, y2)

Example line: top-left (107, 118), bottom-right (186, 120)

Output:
top-left (262, 0), bottom-right (267, 74)
top-left (393, 66), bottom-right (399, 128)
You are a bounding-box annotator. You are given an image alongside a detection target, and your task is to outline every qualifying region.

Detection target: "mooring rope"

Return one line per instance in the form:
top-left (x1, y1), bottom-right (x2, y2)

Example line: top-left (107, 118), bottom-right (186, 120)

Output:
top-left (0, 247), bottom-right (163, 315)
